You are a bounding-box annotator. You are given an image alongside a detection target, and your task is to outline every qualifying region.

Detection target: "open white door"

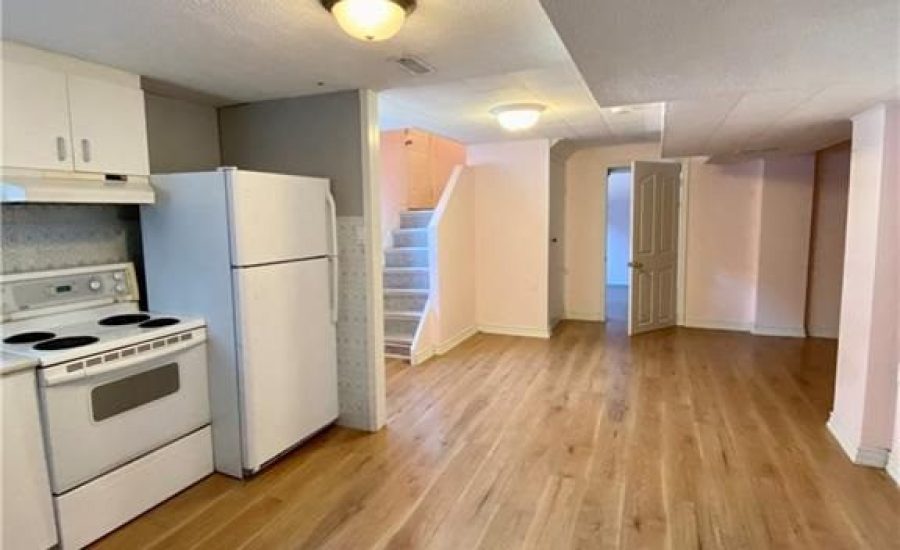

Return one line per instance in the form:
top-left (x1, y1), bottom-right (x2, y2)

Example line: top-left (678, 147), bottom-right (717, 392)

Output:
top-left (628, 161), bottom-right (681, 335)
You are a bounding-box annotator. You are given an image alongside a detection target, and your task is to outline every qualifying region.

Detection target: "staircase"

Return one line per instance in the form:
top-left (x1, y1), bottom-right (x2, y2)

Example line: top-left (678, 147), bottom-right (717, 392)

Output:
top-left (383, 210), bottom-right (432, 361)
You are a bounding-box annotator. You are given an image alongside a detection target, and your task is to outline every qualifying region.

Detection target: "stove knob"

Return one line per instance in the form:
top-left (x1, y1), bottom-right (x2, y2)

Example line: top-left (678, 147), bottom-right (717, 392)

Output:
top-left (88, 278), bottom-right (102, 292)
top-left (113, 271), bottom-right (124, 281)
top-left (115, 283), bottom-right (126, 294)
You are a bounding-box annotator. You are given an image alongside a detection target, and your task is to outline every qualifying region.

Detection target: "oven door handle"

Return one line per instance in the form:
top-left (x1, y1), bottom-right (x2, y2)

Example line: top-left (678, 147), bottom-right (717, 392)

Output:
top-left (40, 331), bottom-right (206, 387)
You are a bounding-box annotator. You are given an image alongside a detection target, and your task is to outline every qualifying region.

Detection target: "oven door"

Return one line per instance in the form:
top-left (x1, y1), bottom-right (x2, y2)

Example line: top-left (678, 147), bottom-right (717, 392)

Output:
top-left (39, 333), bottom-right (210, 494)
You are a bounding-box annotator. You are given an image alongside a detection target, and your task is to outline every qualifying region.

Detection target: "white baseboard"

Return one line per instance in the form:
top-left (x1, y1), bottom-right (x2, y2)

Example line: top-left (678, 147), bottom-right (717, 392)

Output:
top-left (887, 452), bottom-right (900, 485)
top-left (478, 324), bottom-right (551, 339)
top-left (435, 325), bottom-right (478, 355)
top-left (684, 318), bottom-right (752, 332)
top-left (752, 325), bottom-right (807, 338)
top-left (827, 413), bottom-right (890, 468)
top-left (564, 311), bottom-right (604, 322)
top-left (807, 325), bottom-right (839, 339)
top-left (411, 346), bottom-right (435, 366)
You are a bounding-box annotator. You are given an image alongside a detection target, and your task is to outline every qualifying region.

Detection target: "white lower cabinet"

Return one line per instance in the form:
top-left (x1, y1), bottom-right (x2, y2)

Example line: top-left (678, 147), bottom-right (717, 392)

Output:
top-left (1, 369), bottom-right (58, 550)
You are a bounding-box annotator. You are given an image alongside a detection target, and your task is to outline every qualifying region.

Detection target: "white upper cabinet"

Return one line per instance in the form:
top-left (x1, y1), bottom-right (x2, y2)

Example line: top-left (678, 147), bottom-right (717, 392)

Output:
top-left (1, 60), bottom-right (149, 176)
top-left (68, 75), bottom-right (149, 176)
top-left (2, 61), bottom-right (73, 171)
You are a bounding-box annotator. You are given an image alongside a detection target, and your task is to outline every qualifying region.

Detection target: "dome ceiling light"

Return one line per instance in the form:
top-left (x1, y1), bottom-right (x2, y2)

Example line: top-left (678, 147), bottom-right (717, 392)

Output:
top-left (490, 103), bottom-right (547, 131)
top-left (321, 0), bottom-right (417, 42)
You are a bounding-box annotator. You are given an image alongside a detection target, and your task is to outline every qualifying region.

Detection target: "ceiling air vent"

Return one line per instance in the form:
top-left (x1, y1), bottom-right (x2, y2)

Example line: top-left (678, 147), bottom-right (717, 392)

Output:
top-left (394, 56), bottom-right (434, 76)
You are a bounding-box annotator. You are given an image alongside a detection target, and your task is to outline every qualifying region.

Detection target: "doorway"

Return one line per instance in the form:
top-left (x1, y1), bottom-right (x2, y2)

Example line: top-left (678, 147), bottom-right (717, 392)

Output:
top-left (605, 167), bottom-right (631, 323)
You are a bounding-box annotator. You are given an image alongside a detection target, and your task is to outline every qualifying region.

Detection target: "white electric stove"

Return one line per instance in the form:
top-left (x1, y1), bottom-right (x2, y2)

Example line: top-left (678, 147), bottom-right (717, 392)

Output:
top-left (0, 263), bottom-right (214, 549)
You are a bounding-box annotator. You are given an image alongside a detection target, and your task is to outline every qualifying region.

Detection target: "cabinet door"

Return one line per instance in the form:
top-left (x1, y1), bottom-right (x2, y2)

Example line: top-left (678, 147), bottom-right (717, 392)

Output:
top-left (68, 75), bottom-right (149, 175)
top-left (2, 61), bottom-right (73, 171)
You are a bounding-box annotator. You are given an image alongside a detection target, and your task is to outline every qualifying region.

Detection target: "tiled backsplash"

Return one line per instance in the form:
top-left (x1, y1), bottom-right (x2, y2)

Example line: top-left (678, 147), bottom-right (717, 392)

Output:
top-left (1, 204), bottom-right (142, 274)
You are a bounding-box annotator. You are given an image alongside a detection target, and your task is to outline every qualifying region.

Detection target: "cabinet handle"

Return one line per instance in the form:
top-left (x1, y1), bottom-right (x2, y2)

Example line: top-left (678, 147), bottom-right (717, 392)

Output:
top-left (56, 136), bottom-right (67, 161)
top-left (81, 138), bottom-right (92, 163)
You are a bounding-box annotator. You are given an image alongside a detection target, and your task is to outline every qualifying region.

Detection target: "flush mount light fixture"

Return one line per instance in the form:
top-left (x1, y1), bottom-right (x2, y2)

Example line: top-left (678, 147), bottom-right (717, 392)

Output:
top-left (490, 103), bottom-right (546, 131)
top-left (321, 0), bottom-right (416, 42)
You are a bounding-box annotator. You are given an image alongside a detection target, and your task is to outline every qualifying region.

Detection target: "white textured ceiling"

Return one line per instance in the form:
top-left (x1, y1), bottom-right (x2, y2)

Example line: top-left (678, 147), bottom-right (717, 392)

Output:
top-left (2, 1), bottom-right (567, 101)
top-left (540, 0), bottom-right (900, 157)
top-left (1, 0), bottom-right (657, 145)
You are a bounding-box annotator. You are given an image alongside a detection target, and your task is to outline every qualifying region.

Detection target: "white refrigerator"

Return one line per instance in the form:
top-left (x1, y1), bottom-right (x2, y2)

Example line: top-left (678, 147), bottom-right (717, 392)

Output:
top-left (141, 167), bottom-right (339, 477)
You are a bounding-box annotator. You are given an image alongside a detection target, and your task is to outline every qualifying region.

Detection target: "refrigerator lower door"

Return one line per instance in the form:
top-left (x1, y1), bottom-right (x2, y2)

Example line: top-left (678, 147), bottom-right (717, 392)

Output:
top-left (232, 258), bottom-right (339, 473)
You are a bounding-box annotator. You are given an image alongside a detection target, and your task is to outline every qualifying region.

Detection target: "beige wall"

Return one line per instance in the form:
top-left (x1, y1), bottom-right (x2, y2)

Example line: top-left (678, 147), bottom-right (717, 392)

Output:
top-left (753, 155), bottom-right (816, 336)
top-left (683, 158), bottom-right (764, 329)
top-left (470, 139), bottom-right (551, 336)
top-left (432, 167), bottom-right (478, 347)
top-left (807, 141), bottom-right (851, 338)
top-left (563, 141), bottom-right (661, 319)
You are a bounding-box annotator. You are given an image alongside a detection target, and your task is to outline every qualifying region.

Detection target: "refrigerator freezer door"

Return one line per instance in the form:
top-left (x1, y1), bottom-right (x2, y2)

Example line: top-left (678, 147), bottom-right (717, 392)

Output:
top-left (232, 259), bottom-right (339, 472)
top-left (227, 170), bottom-right (331, 267)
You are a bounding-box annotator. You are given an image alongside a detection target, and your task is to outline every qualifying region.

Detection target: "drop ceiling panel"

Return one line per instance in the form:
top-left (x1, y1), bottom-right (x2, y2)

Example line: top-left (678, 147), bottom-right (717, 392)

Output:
top-left (542, 0), bottom-right (900, 157)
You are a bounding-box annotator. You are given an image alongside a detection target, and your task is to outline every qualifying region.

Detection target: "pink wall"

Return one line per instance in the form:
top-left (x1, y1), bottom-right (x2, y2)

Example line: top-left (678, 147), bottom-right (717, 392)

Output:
top-left (379, 129), bottom-right (466, 249)
top-left (470, 139), bottom-right (551, 335)
top-left (807, 142), bottom-right (851, 338)
top-left (830, 102), bottom-right (899, 464)
top-left (753, 155), bottom-right (816, 336)
top-left (430, 133), bottom-right (467, 201)
top-left (380, 130), bottom-right (408, 249)
top-left (683, 158), bottom-right (764, 330)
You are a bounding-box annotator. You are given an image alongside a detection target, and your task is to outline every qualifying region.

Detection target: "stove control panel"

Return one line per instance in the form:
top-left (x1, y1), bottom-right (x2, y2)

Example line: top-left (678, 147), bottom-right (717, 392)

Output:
top-left (1, 264), bottom-right (139, 321)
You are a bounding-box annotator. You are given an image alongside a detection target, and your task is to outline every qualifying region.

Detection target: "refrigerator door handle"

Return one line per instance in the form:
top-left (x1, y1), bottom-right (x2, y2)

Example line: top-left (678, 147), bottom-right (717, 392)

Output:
top-left (326, 192), bottom-right (339, 324)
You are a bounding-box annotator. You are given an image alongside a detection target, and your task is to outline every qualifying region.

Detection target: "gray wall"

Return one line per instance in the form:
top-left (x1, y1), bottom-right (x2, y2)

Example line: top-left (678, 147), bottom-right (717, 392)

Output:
top-left (145, 93), bottom-right (221, 173)
top-left (218, 90), bottom-right (364, 216)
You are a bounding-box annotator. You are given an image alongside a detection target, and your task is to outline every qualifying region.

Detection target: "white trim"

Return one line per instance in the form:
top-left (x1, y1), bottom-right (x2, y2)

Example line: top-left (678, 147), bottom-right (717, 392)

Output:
top-left (359, 90), bottom-right (386, 431)
top-left (436, 325), bottom-right (478, 355)
top-left (887, 452), bottom-right (900, 485)
top-left (478, 324), bottom-right (551, 339)
top-left (565, 310), bottom-right (605, 321)
top-left (683, 318), bottom-right (753, 332)
top-left (827, 413), bottom-right (890, 467)
top-left (411, 345), bottom-right (435, 365)
top-left (807, 325), bottom-right (839, 339)
top-left (677, 158), bottom-right (691, 326)
top-left (751, 325), bottom-right (807, 338)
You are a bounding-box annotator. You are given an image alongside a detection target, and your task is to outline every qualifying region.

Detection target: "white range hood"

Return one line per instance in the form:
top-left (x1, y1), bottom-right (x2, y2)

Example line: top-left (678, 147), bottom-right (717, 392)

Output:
top-left (1, 174), bottom-right (155, 204)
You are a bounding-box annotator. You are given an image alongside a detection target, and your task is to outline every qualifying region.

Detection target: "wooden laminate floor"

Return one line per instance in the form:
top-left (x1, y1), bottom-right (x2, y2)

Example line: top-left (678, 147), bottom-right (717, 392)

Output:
top-left (94, 320), bottom-right (900, 549)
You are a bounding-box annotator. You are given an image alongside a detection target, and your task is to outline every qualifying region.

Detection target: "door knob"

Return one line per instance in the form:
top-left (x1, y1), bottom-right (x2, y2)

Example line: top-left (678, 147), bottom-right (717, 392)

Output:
top-left (628, 261), bottom-right (644, 269)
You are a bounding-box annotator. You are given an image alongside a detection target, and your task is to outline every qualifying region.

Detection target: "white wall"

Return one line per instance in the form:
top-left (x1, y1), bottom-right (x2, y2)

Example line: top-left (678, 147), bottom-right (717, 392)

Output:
top-left (830, 102), bottom-right (899, 467)
top-left (753, 155), bottom-right (816, 337)
top-left (470, 139), bottom-right (551, 337)
top-left (807, 142), bottom-right (851, 339)
top-left (606, 170), bottom-right (631, 286)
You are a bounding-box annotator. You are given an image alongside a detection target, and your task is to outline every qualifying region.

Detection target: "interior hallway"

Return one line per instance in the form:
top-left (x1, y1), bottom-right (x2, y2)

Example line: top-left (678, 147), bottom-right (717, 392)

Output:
top-left (93, 322), bottom-right (900, 549)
